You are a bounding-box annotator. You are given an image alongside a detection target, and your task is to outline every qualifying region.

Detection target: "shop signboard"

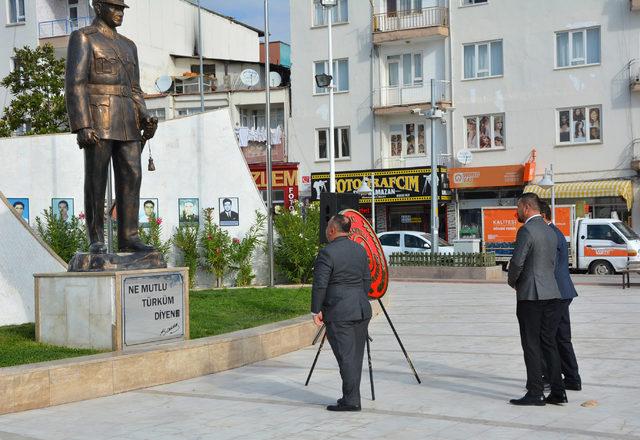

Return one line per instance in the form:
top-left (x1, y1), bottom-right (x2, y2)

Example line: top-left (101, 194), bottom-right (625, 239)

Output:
top-left (483, 206), bottom-right (573, 244)
top-left (449, 164), bottom-right (536, 189)
top-left (310, 167), bottom-right (451, 204)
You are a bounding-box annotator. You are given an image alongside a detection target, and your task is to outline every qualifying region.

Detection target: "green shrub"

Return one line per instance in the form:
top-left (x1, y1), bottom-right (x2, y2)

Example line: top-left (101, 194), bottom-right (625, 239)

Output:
top-left (200, 208), bottom-right (232, 287)
top-left (229, 211), bottom-right (266, 286)
top-left (273, 201), bottom-right (320, 284)
top-left (35, 208), bottom-right (89, 262)
top-left (173, 223), bottom-right (200, 288)
top-left (138, 214), bottom-right (171, 259)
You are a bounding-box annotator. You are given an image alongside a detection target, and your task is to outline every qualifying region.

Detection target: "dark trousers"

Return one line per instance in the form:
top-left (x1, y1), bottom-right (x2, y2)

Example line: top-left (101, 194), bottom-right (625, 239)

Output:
top-left (84, 139), bottom-right (142, 247)
top-left (517, 299), bottom-right (564, 396)
top-left (326, 319), bottom-right (370, 406)
top-left (557, 299), bottom-right (581, 384)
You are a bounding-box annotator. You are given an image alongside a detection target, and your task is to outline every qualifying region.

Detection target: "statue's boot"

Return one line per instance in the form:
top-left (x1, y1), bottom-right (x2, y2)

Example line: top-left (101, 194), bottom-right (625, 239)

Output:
top-left (89, 242), bottom-right (108, 254)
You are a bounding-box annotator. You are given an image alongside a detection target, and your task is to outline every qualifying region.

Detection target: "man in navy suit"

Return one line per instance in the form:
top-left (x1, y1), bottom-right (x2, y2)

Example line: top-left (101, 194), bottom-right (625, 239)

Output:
top-left (540, 201), bottom-right (581, 390)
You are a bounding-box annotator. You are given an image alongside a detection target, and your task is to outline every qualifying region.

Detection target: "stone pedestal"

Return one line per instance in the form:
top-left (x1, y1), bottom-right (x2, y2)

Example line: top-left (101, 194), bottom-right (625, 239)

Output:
top-left (34, 268), bottom-right (189, 351)
top-left (68, 251), bottom-right (167, 272)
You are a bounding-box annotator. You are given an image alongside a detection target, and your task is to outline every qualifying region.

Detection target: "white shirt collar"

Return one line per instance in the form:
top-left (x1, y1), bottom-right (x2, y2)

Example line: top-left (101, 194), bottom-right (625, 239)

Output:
top-left (525, 214), bottom-right (542, 224)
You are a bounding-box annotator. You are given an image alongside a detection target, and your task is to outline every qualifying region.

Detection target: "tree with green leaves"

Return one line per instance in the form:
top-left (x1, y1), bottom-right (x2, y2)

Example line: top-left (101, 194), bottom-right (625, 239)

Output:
top-left (0, 44), bottom-right (68, 137)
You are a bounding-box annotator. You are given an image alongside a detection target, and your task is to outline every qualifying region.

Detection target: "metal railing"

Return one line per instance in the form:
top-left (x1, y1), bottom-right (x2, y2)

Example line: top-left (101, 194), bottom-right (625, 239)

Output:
top-left (373, 6), bottom-right (448, 33)
top-left (389, 252), bottom-right (496, 267)
top-left (38, 16), bottom-right (92, 39)
top-left (375, 79), bottom-right (451, 108)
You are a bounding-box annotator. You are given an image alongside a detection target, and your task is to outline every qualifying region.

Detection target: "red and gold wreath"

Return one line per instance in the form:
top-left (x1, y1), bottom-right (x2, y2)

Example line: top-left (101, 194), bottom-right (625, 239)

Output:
top-left (340, 208), bottom-right (389, 299)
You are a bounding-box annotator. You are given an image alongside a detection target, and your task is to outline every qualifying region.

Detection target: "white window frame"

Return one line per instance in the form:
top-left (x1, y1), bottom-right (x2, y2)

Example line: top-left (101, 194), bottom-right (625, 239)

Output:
top-left (463, 40), bottom-right (503, 80)
top-left (555, 27), bottom-right (601, 69)
top-left (464, 113), bottom-right (506, 151)
top-left (389, 123), bottom-right (427, 158)
top-left (386, 53), bottom-right (423, 87)
top-left (7, 0), bottom-right (25, 24)
top-left (313, 58), bottom-right (349, 94)
top-left (312, 0), bottom-right (348, 27)
top-left (460, 0), bottom-right (488, 6)
top-left (316, 126), bottom-right (351, 161)
top-left (555, 105), bottom-right (602, 146)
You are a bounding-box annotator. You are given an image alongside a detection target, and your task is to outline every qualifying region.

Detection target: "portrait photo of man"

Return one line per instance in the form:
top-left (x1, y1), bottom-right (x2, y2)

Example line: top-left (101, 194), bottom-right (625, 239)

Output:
top-left (8, 198), bottom-right (30, 223)
top-left (179, 198), bottom-right (199, 225)
top-left (219, 197), bottom-right (239, 226)
top-left (52, 198), bottom-right (74, 222)
top-left (138, 198), bottom-right (158, 227)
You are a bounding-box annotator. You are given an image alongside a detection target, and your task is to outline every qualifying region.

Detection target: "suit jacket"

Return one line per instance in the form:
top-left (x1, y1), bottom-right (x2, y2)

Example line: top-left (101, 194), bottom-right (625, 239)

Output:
top-left (550, 223), bottom-right (578, 300)
top-left (508, 216), bottom-right (562, 301)
top-left (311, 236), bottom-right (373, 322)
top-left (220, 211), bottom-right (239, 221)
top-left (65, 17), bottom-right (149, 142)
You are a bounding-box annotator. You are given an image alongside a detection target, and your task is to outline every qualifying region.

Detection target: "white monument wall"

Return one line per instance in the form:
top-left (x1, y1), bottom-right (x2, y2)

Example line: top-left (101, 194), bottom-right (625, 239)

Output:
top-left (0, 109), bottom-right (268, 290)
top-left (0, 193), bottom-right (67, 325)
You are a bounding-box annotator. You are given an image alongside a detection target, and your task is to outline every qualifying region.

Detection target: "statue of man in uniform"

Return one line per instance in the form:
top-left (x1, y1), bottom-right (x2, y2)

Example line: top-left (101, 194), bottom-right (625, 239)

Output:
top-left (65, 0), bottom-right (158, 254)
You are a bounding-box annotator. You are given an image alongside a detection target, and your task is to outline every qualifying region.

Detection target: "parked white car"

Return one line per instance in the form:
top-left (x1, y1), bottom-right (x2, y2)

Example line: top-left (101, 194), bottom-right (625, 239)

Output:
top-left (377, 231), bottom-right (455, 260)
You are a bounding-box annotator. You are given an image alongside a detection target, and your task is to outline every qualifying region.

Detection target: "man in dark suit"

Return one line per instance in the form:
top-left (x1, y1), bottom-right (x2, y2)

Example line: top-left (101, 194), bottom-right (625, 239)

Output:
top-left (508, 193), bottom-right (566, 406)
top-left (312, 214), bottom-right (372, 412)
top-left (540, 201), bottom-right (581, 391)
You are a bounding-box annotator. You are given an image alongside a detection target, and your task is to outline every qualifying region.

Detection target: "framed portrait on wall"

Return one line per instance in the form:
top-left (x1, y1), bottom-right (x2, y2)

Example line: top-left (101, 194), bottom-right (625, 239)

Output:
top-left (139, 198), bottom-right (159, 227)
top-left (219, 197), bottom-right (239, 226)
top-left (178, 198), bottom-right (199, 225)
top-left (8, 197), bottom-right (29, 223)
top-left (52, 198), bottom-right (74, 222)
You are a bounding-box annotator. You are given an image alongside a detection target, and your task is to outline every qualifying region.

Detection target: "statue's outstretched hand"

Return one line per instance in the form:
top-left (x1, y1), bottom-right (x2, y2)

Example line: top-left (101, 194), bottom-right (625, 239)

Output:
top-left (142, 116), bottom-right (158, 141)
top-left (77, 128), bottom-right (99, 149)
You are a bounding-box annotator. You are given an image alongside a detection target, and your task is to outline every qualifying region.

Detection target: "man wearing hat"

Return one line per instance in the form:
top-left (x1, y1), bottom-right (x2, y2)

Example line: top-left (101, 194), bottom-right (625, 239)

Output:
top-left (65, 0), bottom-right (158, 254)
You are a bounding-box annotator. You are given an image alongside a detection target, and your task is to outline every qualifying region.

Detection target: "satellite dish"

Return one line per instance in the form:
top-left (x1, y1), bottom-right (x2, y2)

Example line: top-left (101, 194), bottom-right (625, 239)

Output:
top-left (269, 71), bottom-right (282, 87)
top-left (240, 69), bottom-right (260, 87)
top-left (155, 75), bottom-right (173, 93)
top-left (456, 149), bottom-right (473, 165)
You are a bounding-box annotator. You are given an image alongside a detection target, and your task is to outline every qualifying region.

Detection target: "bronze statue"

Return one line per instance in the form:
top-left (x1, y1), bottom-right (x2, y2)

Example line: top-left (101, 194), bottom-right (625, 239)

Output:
top-left (65, 0), bottom-right (158, 254)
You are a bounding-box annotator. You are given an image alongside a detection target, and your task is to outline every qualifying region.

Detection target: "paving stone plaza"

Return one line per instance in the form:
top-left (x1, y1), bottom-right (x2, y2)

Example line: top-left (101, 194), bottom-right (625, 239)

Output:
top-left (0, 280), bottom-right (638, 440)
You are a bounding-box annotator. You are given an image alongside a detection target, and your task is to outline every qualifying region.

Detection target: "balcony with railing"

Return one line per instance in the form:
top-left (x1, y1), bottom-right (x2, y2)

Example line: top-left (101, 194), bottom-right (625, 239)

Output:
top-left (372, 6), bottom-right (448, 44)
top-left (373, 79), bottom-right (451, 115)
top-left (38, 16), bottom-right (92, 39)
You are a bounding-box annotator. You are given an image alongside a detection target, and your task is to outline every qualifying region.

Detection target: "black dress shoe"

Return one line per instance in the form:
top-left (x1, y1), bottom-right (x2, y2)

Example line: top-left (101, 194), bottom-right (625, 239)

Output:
top-left (564, 382), bottom-right (582, 391)
top-left (545, 392), bottom-right (568, 405)
top-left (89, 242), bottom-right (108, 254)
top-left (509, 392), bottom-right (545, 406)
top-left (119, 239), bottom-right (155, 253)
top-left (326, 403), bottom-right (361, 412)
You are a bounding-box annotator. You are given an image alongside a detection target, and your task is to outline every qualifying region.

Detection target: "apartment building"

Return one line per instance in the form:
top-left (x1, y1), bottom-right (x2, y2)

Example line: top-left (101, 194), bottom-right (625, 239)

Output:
top-left (289, 0), bottom-right (453, 234)
top-left (448, 0), bottom-right (640, 239)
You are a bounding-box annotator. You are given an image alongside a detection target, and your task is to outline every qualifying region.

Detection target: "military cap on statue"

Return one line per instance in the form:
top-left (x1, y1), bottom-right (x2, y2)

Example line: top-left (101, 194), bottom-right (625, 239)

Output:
top-left (95, 0), bottom-right (130, 8)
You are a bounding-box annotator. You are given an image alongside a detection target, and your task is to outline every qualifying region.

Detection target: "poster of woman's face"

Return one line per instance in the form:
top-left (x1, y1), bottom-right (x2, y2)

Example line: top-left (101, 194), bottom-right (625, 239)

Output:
top-left (391, 134), bottom-right (402, 156)
top-left (573, 107), bottom-right (585, 121)
top-left (8, 198), bottom-right (29, 223)
top-left (139, 198), bottom-right (158, 227)
top-left (559, 110), bottom-right (570, 142)
top-left (493, 116), bottom-right (504, 137)
top-left (219, 197), bottom-right (239, 226)
top-left (418, 125), bottom-right (425, 154)
top-left (589, 107), bottom-right (600, 129)
top-left (179, 198), bottom-right (199, 225)
top-left (52, 198), bottom-right (73, 222)
top-left (479, 116), bottom-right (490, 137)
top-left (574, 120), bottom-right (586, 143)
top-left (479, 135), bottom-right (491, 149)
top-left (466, 118), bottom-right (477, 148)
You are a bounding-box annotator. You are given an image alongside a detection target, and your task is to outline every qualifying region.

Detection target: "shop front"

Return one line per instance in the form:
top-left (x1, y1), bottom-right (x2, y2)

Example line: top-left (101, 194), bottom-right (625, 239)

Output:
top-left (448, 162), bottom-right (536, 239)
top-left (523, 180), bottom-right (634, 226)
top-left (310, 166), bottom-right (452, 238)
top-left (249, 163), bottom-right (299, 210)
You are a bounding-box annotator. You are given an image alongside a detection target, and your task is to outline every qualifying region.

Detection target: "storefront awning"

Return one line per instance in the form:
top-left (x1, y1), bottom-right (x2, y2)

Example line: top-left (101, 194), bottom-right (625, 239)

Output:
top-left (523, 180), bottom-right (633, 209)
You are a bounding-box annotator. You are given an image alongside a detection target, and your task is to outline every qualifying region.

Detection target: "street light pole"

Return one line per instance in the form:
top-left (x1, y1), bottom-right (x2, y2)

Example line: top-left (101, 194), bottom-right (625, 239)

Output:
top-left (430, 80), bottom-right (439, 254)
top-left (326, 3), bottom-right (336, 192)
top-left (197, 0), bottom-right (205, 113)
top-left (264, 0), bottom-right (274, 287)
top-left (550, 164), bottom-right (556, 224)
